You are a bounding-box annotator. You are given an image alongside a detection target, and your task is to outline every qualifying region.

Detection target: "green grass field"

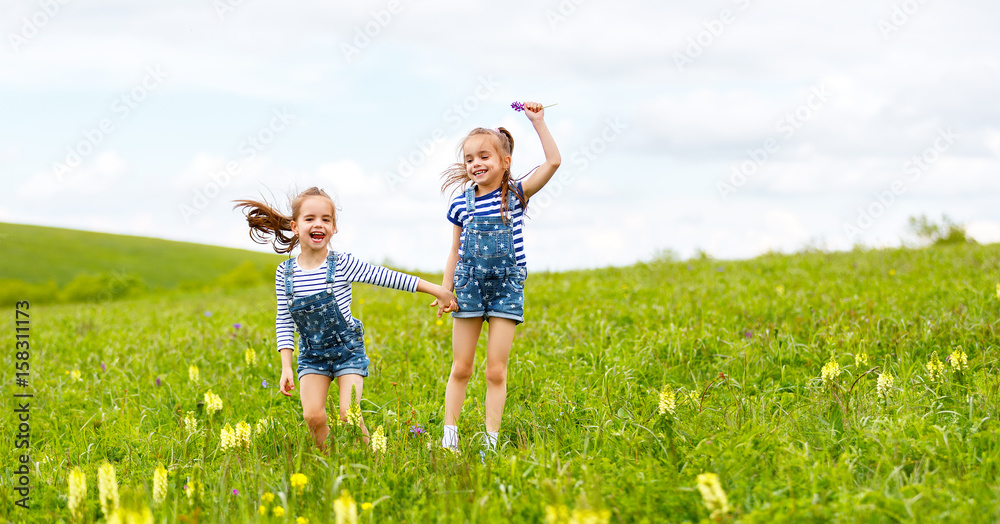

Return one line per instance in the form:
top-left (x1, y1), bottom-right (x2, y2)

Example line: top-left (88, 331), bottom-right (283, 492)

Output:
top-left (0, 222), bottom-right (283, 288)
top-left (1, 237), bottom-right (999, 522)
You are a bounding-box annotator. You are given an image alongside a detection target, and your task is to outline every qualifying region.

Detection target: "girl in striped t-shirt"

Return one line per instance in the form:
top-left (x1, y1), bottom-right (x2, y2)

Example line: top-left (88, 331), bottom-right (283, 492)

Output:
top-left (434, 101), bottom-right (562, 452)
top-left (235, 187), bottom-right (457, 450)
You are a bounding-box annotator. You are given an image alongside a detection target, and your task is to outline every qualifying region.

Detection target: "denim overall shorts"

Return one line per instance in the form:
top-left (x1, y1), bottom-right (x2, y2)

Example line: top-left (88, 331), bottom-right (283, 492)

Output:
top-left (284, 252), bottom-right (368, 379)
top-left (452, 186), bottom-right (527, 324)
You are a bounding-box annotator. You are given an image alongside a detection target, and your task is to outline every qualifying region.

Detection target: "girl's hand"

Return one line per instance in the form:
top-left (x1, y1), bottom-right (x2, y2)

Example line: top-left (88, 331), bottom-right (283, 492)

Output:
top-left (430, 286), bottom-right (459, 317)
top-left (279, 367), bottom-right (295, 397)
top-left (523, 101), bottom-right (545, 122)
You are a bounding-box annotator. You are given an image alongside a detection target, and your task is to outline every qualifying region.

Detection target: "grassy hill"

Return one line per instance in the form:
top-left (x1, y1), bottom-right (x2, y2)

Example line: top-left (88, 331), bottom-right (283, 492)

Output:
top-left (0, 222), bottom-right (284, 288)
top-left (0, 240), bottom-right (998, 521)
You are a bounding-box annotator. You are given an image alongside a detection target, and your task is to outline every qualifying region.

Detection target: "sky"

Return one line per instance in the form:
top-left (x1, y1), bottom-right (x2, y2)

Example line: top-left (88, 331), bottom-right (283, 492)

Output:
top-left (2, 0), bottom-right (999, 272)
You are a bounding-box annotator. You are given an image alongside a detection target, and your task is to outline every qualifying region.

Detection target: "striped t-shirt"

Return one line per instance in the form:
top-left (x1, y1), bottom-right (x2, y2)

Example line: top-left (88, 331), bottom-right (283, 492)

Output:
top-left (447, 182), bottom-right (527, 267)
top-left (274, 252), bottom-right (418, 351)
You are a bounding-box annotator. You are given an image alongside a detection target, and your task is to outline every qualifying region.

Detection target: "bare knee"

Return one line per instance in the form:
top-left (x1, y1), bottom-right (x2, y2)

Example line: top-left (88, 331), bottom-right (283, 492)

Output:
top-left (451, 360), bottom-right (474, 381)
top-left (484, 364), bottom-right (507, 387)
top-left (303, 409), bottom-right (327, 430)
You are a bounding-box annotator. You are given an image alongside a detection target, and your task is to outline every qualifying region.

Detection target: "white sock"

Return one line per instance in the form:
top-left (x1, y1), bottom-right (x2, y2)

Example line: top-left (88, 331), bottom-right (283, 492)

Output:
top-left (485, 431), bottom-right (499, 450)
top-left (442, 425), bottom-right (459, 448)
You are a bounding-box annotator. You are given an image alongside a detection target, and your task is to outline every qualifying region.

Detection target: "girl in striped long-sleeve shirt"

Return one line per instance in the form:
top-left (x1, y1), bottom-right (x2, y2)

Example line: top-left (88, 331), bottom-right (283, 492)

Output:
top-left (235, 187), bottom-right (457, 450)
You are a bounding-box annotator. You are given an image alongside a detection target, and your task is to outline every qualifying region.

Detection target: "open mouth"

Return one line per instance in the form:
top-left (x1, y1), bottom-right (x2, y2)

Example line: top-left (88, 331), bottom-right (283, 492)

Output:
top-left (473, 169), bottom-right (487, 177)
top-left (309, 232), bottom-right (326, 242)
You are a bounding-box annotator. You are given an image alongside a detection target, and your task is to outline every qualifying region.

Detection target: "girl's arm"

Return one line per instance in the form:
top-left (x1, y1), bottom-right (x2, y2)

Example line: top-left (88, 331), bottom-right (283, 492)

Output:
top-left (431, 224), bottom-right (464, 315)
top-left (417, 279), bottom-right (458, 317)
top-left (519, 102), bottom-right (562, 199)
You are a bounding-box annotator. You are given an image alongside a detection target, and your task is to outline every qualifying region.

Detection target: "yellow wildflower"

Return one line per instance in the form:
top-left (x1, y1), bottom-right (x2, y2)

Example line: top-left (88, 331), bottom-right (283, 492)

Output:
top-left (996, 283), bottom-right (1000, 301)
top-left (235, 421), bottom-right (252, 448)
top-left (876, 372), bottom-right (894, 400)
top-left (775, 284), bottom-right (785, 295)
top-left (273, 506), bottom-right (285, 517)
top-left (696, 472), bottom-right (731, 519)
top-left (297, 517), bottom-right (310, 524)
top-left (926, 351), bottom-right (945, 381)
top-left (204, 390), bottom-right (223, 415)
top-left (255, 417), bottom-right (272, 435)
top-left (68, 466), bottom-right (87, 520)
top-left (189, 365), bottom-right (199, 383)
top-left (545, 504), bottom-right (570, 524)
top-left (334, 490), bottom-right (358, 524)
top-left (436, 319), bottom-right (444, 326)
top-left (106, 507), bottom-right (153, 524)
top-left (821, 357), bottom-right (841, 384)
top-left (658, 386), bottom-right (676, 416)
top-left (855, 352), bottom-right (868, 367)
top-left (70, 369), bottom-right (82, 381)
top-left (220, 424), bottom-right (236, 451)
top-left (949, 348), bottom-right (968, 371)
top-left (571, 508), bottom-right (611, 524)
top-left (183, 411), bottom-right (198, 434)
top-left (291, 473), bottom-right (308, 493)
top-left (371, 425), bottom-right (387, 454)
top-left (152, 464), bottom-right (168, 505)
top-left (259, 505), bottom-right (267, 515)
top-left (361, 502), bottom-right (373, 511)
top-left (345, 386), bottom-right (362, 427)
top-left (244, 348), bottom-right (257, 366)
top-left (687, 390), bottom-right (700, 406)
top-left (261, 492), bottom-right (275, 504)
top-left (97, 462), bottom-right (119, 517)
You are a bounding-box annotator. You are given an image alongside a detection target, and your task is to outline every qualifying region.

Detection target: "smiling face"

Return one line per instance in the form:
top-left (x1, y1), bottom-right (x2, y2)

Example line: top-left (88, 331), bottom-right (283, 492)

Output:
top-left (290, 195), bottom-right (336, 253)
top-left (463, 135), bottom-right (510, 192)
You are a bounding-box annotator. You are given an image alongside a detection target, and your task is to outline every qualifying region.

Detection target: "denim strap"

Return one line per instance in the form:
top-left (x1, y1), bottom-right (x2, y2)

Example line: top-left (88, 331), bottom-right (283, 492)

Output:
top-left (464, 186), bottom-right (476, 215)
top-left (283, 258), bottom-right (295, 307)
top-left (325, 251), bottom-right (339, 293)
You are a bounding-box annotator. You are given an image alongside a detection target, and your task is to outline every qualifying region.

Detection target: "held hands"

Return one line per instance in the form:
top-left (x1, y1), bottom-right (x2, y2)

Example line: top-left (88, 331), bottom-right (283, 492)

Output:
top-left (429, 285), bottom-right (459, 318)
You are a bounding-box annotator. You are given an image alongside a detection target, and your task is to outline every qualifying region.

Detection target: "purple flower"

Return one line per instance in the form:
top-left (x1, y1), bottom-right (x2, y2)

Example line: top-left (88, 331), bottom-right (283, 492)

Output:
top-left (262, 379), bottom-right (268, 388)
top-left (410, 424), bottom-right (426, 435)
top-left (155, 376), bottom-right (162, 387)
top-left (511, 101), bottom-right (525, 112)
top-left (744, 330), bottom-right (753, 339)
top-left (232, 488), bottom-right (239, 496)
top-left (233, 323), bottom-right (242, 330)
top-left (100, 362), bottom-right (107, 373)
top-left (203, 311), bottom-right (212, 317)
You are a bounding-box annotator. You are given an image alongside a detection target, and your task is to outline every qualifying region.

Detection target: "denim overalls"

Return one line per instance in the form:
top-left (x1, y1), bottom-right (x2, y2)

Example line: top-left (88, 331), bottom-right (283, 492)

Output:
top-left (284, 252), bottom-right (368, 379)
top-left (453, 186), bottom-right (527, 324)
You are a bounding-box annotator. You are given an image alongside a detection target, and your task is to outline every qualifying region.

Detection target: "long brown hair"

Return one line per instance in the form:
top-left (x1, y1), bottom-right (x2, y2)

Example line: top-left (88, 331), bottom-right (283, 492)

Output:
top-left (233, 187), bottom-right (336, 254)
top-left (440, 127), bottom-right (527, 224)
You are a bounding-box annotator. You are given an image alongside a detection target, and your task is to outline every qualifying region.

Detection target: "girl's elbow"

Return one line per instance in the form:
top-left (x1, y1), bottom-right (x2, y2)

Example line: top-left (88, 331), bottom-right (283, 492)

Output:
top-left (549, 157), bottom-right (562, 170)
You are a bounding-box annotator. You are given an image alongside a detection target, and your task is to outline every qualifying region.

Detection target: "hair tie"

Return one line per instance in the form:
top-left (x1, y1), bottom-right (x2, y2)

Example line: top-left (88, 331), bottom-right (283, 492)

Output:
top-left (495, 128), bottom-right (502, 134)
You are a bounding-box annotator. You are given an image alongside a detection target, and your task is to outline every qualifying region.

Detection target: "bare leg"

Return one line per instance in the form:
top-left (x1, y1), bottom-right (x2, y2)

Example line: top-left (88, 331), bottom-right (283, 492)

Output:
top-left (483, 318), bottom-right (516, 434)
top-left (299, 374), bottom-right (333, 451)
top-left (337, 374), bottom-right (369, 442)
top-left (444, 317), bottom-right (484, 427)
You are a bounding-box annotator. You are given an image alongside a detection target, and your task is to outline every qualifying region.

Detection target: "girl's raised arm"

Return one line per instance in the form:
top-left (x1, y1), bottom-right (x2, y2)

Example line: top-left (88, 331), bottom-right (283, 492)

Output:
top-left (520, 102), bottom-right (562, 199)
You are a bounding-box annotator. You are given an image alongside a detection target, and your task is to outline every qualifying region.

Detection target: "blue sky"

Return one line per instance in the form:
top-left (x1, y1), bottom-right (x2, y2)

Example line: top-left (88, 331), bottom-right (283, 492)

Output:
top-left (2, 1), bottom-right (999, 271)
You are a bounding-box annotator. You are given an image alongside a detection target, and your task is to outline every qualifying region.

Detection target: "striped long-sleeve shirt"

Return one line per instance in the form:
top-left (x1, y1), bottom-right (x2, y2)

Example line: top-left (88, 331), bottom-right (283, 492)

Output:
top-left (275, 252), bottom-right (419, 351)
